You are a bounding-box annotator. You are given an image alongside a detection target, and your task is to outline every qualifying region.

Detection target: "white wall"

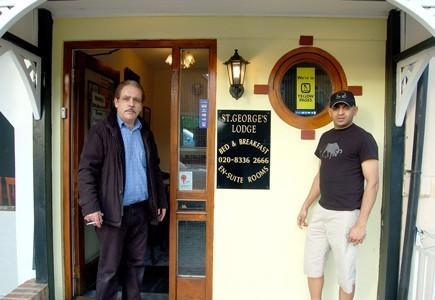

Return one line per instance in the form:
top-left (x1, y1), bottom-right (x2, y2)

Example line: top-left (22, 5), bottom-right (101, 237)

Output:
top-left (401, 54), bottom-right (435, 300)
top-left (8, 10), bottom-right (38, 47)
top-left (398, 7), bottom-right (435, 259)
top-left (0, 51), bottom-right (35, 296)
top-left (417, 57), bottom-right (435, 236)
top-left (401, 12), bottom-right (432, 51)
top-left (0, 211), bottom-right (18, 296)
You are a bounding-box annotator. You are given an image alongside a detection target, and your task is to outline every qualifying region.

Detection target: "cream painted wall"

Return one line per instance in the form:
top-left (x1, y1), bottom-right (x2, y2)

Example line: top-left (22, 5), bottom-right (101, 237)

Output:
top-left (151, 68), bottom-right (171, 172)
top-left (52, 16), bottom-right (386, 300)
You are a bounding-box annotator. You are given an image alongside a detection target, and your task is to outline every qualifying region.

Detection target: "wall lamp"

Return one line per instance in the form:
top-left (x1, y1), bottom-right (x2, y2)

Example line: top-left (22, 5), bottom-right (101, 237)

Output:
top-left (224, 49), bottom-right (249, 100)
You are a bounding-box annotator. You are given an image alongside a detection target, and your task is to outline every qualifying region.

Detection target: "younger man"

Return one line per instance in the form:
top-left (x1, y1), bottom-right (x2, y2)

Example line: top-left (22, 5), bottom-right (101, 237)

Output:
top-left (297, 90), bottom-right (379, 300)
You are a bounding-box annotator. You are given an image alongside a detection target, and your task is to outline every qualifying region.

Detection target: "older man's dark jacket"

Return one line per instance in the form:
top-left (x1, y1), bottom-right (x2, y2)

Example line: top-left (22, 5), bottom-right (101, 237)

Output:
top-left (78, 110), bottom-right (167, 227)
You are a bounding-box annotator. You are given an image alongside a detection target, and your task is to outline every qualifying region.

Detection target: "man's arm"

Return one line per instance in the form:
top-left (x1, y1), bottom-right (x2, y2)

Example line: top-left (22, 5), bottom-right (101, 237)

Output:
top-left (78, 127), bottom-right (105, 227)
top-left (297, 169), bottom-right (321, 228)
top-left (348, 159), bottom-right (379, 244)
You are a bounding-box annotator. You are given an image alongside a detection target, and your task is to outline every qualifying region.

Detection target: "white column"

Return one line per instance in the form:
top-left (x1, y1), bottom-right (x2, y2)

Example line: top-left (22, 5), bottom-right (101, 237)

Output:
top-left (0, 48), bottom-right (35, 290)
top-left (417, 58), bottom-right (435, 236)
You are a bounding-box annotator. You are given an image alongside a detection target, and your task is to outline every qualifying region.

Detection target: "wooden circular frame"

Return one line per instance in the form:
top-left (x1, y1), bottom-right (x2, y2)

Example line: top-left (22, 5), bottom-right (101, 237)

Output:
top-left (268, 47), bottom-right (347, 129)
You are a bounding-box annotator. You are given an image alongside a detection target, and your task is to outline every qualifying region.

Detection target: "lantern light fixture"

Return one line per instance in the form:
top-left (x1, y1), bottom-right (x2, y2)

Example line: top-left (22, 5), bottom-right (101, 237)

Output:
top-left (224, 49), bottom-right (249, 100)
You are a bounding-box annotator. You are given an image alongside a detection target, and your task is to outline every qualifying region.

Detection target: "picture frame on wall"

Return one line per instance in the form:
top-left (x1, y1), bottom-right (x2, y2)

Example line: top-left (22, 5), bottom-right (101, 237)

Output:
top-left (124, 67), bottom-right (140, 83)
top-left (87, 80), bottom-right (113, 127)
top-left (143, 106), bottom-right (151, 125)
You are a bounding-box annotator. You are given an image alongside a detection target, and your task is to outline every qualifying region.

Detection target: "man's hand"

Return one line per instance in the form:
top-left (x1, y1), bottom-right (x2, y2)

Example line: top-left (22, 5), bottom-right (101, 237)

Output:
top-left (84, 211), bottom-right (104, 228)
top-left (297, 170), bottom-right (320, 229)
top-left (297, 206), bottom-right (308, 229)
top-left (348, 224), bottom-right (366, 245)
top-left (157, 208), bottom-right (167, 222)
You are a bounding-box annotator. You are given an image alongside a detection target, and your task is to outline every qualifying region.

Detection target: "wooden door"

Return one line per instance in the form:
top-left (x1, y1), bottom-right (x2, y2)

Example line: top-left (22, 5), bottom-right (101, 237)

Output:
top-left (63, 40), bottom-right (216, 300)
top-left (170, 45), bottom-right (216, 300)
top-left (72, 50), bottom-right (120, 295)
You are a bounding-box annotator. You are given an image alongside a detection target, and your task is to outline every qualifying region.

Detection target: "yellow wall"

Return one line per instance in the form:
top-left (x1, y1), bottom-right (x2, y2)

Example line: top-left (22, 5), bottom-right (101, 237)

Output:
top-left (94, 49), bottom-right (173, 172)
top-left (96, 48), bottom-right (153, 108)
top-left (52, 16), bottom-right (386, 299)
top-left (151, 68), bottom-right (171, 172)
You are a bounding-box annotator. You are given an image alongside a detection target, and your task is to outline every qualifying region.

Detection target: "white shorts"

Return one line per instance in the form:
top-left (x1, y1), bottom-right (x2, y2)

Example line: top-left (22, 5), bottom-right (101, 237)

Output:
top-left (304, 205), bottom-right (360, 294)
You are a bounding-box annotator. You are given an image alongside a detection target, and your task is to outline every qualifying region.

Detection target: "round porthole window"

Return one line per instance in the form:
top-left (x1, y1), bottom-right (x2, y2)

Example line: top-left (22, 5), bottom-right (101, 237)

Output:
top-left (268, 47), bottom-right (347, 129)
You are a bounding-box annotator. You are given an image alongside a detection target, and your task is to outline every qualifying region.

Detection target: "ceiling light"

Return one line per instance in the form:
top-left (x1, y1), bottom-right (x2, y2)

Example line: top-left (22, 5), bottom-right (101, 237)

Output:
top-left (182, 51), bottom-right (195, 69)
top-left (165, 52), bottom-right (195, 69)
top-left (165, 54), bottom-right (172, 65)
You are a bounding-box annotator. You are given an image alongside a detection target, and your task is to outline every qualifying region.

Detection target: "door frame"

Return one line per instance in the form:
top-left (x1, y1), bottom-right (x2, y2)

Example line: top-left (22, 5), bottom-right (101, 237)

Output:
top-left (62, 39), bottom-right (216, 299)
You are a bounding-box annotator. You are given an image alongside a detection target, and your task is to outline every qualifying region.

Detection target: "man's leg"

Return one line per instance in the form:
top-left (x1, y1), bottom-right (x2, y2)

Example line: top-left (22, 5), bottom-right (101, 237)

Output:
top-left (308, 277), bottom-right (324, 300)
top-left (339, 286), bottom-right (355, 300)
top-left (327, 209), bottom-right (359, 300)
top-left (304, 206), bottom-right (330, 300)
top-left (121, 203), bottom-right (148, 300)
top-left (95, 224), bottom-right (125, 300)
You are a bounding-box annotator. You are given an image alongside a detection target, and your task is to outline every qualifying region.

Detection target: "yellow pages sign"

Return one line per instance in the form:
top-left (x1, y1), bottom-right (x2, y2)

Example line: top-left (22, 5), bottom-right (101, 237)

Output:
top-left (296, 67), bottom-right (315, 110)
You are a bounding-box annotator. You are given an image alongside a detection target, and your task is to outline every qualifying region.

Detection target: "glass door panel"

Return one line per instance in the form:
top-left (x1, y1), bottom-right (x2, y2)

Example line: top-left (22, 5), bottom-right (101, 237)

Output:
top-left (177, 220), bottom-right (206, 277)
top-left (178, 49), bottom-right (210, 192)
top-left (171, 43), bottom-right (215, 300)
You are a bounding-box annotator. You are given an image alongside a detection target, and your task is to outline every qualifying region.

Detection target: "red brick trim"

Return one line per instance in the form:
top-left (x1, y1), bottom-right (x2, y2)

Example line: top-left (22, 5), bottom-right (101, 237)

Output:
top-left (348, 85), bottom-right (363, 96)
top-left (254, 84), bottom-right (269, 94)
top-left (3, 279), bottom-right (48, 300)
top-left (299, 35), bottom-right (314, 46)
top-left (301, 129), bottom-right (315, 140)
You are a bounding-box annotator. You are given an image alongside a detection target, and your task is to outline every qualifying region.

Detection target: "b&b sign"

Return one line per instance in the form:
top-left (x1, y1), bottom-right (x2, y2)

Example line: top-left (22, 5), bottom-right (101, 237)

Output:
top-left (217, 110), bottom-right (271, 189)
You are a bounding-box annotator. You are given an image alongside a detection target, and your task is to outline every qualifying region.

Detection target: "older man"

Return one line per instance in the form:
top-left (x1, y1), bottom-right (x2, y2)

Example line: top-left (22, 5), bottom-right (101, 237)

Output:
top-left (78, 80), bottom-right (167, 300)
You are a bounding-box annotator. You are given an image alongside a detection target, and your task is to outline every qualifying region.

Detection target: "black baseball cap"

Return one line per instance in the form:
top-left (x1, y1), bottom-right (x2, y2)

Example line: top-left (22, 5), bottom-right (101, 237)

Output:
top-left (329, 90), bottom-right (356, 108)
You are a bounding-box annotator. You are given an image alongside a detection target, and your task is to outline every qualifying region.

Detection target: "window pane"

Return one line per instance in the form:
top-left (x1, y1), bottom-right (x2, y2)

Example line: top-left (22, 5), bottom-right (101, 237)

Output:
top-left (178, 49), bottom-right (209, 191)
top-left (177, 221), bottom-right (206, 276)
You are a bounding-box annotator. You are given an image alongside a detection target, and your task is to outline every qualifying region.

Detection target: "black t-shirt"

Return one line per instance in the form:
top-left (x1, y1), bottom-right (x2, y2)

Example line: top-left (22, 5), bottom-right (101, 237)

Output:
top-left (315, 124), bottom-right (378, 211)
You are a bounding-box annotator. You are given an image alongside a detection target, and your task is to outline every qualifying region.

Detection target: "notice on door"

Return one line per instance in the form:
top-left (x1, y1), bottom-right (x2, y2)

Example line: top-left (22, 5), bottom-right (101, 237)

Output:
top-left (217, 110), bottom-right (271, 189)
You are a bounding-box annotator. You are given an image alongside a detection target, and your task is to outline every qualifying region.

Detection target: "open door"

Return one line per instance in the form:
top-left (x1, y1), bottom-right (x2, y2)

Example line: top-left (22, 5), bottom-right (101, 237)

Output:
top-left (71, 50), bottom-right (120, 295)
top-left (63, 40), bottom-right (216, 300)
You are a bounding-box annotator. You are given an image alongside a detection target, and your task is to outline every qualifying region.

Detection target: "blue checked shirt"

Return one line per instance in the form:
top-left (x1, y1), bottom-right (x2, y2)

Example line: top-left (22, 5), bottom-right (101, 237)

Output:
top-left (117, 115), bottom-right (148, 206)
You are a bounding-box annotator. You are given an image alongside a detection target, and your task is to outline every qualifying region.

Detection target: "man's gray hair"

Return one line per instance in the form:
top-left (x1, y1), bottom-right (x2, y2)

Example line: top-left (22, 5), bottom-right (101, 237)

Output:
top-left (114, 80), bottom-right (145, 101)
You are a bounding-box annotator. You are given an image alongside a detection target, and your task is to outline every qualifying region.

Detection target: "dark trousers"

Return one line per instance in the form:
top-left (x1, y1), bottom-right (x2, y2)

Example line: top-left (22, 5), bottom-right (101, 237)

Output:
top-left (95, 201), bottom-right (148, 300)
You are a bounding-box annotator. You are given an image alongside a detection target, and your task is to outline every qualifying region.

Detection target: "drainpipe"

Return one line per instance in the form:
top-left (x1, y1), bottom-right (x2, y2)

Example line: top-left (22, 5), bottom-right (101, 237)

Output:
top-left (397, 66), bottom-right (429, 300)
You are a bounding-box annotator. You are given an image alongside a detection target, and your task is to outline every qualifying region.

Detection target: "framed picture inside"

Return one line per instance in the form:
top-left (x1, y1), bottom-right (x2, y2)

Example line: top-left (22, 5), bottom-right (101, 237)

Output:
top-left (87, 79), bottom-right (114, 127)
top-left (143, 106), bottom-right (151, 125)
top-left (124, 67), bottom-right (140, 82)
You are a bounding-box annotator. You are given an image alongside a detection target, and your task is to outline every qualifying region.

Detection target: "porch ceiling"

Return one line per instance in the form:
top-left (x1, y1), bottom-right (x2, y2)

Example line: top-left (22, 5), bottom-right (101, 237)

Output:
top-left (41, 0), bottom-right (393, 18)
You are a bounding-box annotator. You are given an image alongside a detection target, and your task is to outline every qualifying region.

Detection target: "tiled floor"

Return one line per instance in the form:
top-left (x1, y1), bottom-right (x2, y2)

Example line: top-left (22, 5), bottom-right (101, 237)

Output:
top-left (79, 291), bottom-right (168, 300)
top-left (81, 252), bottom-right (169, 299)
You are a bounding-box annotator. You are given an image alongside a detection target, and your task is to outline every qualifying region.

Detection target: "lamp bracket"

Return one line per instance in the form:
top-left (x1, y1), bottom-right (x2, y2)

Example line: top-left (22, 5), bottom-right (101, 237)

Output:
top-left (230, 85), bottom-right (244, 100)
